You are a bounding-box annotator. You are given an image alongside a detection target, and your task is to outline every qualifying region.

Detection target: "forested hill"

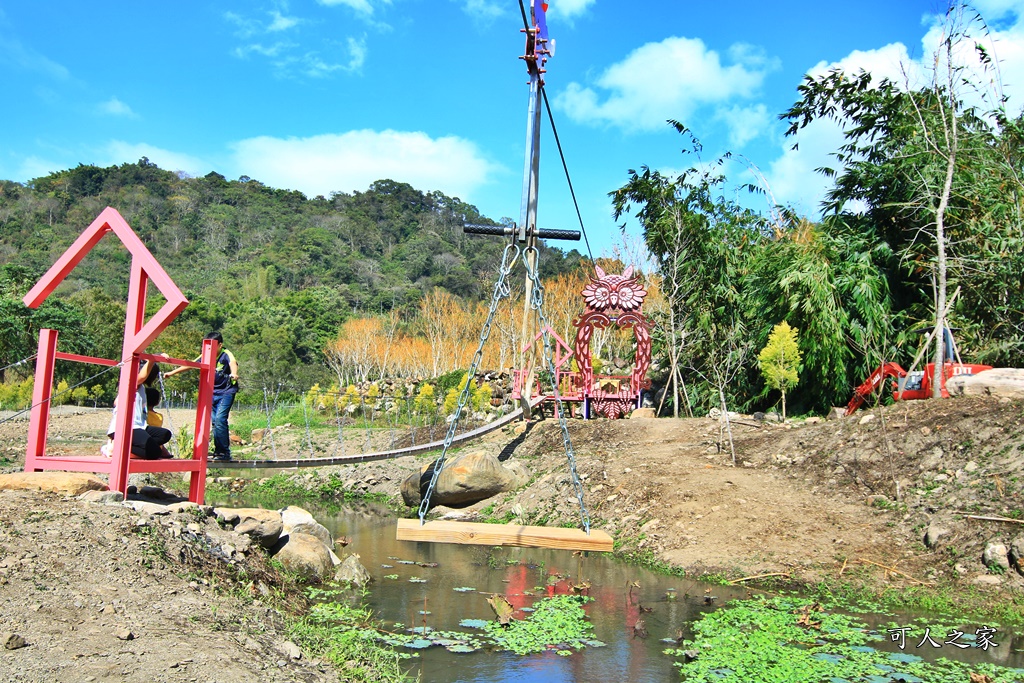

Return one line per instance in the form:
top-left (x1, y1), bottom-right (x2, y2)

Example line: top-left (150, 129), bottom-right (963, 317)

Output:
top-left (0, 159), bottom-right (585, 392)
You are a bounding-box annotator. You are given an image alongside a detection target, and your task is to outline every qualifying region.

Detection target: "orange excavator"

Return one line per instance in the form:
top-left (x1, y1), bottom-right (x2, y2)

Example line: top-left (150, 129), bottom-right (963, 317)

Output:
top-left (845, 327), bottom-right (992, 416)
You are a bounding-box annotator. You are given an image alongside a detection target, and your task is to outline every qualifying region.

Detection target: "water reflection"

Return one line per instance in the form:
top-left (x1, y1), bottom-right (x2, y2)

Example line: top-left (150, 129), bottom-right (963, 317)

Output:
top-left (216, 496), bottom-right (1024, 682)
top-left (315, 503), bottom-right (750, 683)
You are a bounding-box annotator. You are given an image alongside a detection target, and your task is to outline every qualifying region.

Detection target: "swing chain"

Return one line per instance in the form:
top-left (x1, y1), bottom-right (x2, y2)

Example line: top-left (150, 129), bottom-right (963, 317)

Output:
top-left (523, 246), bottom-right (591, 534)
top-left (418, 242), bottom-right (521, 523)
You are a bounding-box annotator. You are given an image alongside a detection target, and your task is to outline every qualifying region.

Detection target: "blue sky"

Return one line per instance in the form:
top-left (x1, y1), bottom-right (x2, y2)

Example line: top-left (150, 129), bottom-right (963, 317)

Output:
top-left (3, 1), bottom-right (1024, 259)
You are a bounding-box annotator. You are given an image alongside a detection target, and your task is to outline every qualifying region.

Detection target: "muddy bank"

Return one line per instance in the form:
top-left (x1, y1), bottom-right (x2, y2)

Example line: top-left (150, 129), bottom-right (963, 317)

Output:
top-left (0, 487), bottom-right (338, 683)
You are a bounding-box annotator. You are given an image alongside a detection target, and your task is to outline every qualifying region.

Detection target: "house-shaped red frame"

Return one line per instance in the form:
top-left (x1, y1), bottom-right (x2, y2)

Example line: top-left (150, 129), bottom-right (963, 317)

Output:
top-left (22, 207), bottom-right (216, 502)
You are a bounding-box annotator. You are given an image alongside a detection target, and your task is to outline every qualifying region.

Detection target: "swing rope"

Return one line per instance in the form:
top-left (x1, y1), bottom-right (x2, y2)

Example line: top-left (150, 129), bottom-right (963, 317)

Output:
top-left (418, 242), bottom-right (520, 523)
top-left (524, 245), bottom-right (590, 534)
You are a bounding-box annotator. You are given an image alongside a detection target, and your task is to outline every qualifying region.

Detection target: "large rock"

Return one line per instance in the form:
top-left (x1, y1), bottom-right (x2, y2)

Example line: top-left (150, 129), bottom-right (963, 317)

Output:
top-left (1009, 536), bottom-right (1024, 577)
top-left (401, 450), bottom-right (520, 508)
top-left (946, 368), bottom-right (1024, 399)
top-left (924, 523), bottom-right (952, 548)
top-left (0, 472), bottom-right (107, 495)
top-left (272, 532), bottom-right (334, 581)
top-left (334, 553), bottom-right (373, 588)
top-left (79, 490), bottom-right (125, 504)
top-left (280, 505), bottom-right (333, 547)
top-left (629, 407), bottom-right (657, 419)
top-left (982, 541), bottom-right (1011, 572)
top-left (229, 508), bottom-right (284, 549)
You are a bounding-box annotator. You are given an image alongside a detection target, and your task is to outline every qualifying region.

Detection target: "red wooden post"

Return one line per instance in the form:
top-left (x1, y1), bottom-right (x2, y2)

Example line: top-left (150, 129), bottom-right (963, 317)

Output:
top-left (188, 338), bottom-right (218, 502)
top-left (108, 356), bottom-right (140, 495)
top-left (25, 328), bottom-right (58, 471)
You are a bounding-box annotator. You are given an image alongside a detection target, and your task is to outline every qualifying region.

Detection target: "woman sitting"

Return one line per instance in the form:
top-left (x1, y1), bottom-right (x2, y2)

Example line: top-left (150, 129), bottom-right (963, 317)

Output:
top-left (101, 358), bottom-right (172, 459)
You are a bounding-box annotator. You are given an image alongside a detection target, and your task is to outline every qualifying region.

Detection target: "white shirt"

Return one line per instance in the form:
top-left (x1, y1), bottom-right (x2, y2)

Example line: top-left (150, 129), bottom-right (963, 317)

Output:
top-left (107, 385), bottom-right (147, 436)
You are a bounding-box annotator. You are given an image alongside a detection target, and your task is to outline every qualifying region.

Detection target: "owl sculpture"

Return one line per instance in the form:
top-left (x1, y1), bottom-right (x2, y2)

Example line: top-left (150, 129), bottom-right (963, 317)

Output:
top-left (581, 265), bottom-right (647, 313)
top-left (573, 265), bottom-right (652, 419)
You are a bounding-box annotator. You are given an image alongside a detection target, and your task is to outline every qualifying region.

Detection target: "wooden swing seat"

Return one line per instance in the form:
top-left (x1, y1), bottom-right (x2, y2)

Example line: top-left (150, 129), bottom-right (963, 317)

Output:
top-left (396, 518), bottom-right (613, 552)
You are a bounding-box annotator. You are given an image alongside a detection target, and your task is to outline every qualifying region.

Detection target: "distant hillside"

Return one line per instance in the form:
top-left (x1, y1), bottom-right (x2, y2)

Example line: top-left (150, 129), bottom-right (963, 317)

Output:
top-left (0, 159), bottom-right (586, 395)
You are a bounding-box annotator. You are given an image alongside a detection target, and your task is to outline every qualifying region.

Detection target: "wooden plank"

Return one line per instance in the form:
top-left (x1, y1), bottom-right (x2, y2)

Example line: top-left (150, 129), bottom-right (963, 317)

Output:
top-left (396, 518), bottom-right (613, 552)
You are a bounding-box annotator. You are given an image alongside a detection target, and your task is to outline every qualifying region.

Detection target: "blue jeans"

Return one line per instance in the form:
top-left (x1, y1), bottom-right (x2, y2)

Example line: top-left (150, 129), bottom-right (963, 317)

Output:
top-left (211, 391), bottom-right (236, 456)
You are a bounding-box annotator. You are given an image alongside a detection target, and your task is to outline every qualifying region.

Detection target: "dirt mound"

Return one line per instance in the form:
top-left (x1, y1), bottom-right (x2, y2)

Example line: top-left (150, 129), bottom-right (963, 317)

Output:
top-left (0, 489), bottom-right (336, 683)
top-left (423, 396), bottom-right (1024, 590)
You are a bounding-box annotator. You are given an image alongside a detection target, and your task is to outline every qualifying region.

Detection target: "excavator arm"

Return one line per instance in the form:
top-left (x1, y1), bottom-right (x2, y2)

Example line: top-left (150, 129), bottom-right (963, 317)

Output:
top-left (845, 362), bottom-right (907, 416)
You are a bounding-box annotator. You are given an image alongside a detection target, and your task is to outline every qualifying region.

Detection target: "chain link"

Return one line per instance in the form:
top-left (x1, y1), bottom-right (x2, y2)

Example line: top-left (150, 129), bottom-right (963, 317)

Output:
top-left (418, 243), bottom-right (521, 522)
top-left (523, 246), bottom-right (591, 534)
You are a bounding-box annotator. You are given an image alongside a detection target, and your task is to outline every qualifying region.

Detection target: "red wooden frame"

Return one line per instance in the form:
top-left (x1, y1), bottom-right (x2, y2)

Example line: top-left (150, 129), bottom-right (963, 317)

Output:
top-left (21, 207), bottom-right (216, 502)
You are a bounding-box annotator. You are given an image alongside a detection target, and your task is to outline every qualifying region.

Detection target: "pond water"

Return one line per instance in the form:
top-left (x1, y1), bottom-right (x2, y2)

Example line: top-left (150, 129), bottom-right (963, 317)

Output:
top-left (217, 496), bottom-right (1024, 682)
top-left (318, 502), bottom-right (746, 683)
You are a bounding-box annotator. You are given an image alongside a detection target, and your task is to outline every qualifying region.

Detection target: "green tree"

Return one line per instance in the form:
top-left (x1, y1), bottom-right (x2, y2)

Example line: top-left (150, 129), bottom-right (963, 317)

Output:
top-left (781, 4), bottom-right (1024, 382)
top-left (758, 321), bottom-right (802, 420)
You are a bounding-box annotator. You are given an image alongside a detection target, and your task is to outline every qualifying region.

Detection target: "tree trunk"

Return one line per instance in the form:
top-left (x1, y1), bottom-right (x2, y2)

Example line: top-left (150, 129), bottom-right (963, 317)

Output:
top-left (931, 37), bottom-right (957, 399)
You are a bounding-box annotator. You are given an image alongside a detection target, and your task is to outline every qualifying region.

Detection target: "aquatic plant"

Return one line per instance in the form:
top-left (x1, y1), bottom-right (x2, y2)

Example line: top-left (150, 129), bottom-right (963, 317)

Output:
top-left (483, 595), bottom-right (596, 656)
top-left (666, 596), bottom-right (1024, 683)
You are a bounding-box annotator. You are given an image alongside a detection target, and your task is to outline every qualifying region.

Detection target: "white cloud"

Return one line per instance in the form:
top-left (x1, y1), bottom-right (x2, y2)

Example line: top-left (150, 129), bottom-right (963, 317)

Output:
top-left (100, 142), bottom-right (210, 177)
top-left (317, 0), bottom-right (380, 16)
top-left (234, 42), bottom-right (295, 59)
top-left (763, 117), bottom-right (847, 216)
top-left (547, 0), bottom-right (595, 21)
top-left (268, 10), bottom-right (301, 32)
top-left (555, 36), bottom-right (778, 132)
top-left (228, 130), bottom-right (501, 200)
top-left (715, 104), bottom-right (771, 149)
top-left (8, 155), bottom-right (67, 182)
top-left (459, 0), bottom-right (505, 23)
top-left (971, 0), bottom-right (1024, 21)
top-left (97, 97), bottom-right (138, 118)
top-left (806, 43), bottom-right (914, 85)
top-left (0, 34), bottom-right (70, 80)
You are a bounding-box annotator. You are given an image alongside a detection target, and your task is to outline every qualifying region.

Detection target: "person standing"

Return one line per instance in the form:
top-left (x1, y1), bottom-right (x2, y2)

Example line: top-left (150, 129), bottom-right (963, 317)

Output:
top-left (165, 332), bottom-right (239, 462)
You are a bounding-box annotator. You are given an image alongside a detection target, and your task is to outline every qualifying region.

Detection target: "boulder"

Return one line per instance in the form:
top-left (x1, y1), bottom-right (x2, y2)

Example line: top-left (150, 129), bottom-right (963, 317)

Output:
top-left (214, 508), bottom-right (241, 525)
top-left (1009, 536), bottom-right (1024, 576)
top-left (230, 508), bottom-right (284, 549)
top-left (629, 407), bottom-right (657, 419)
top-left (272, 532), bottom-right (334, 581)
top-left (946, 368), bottom-right (1024, 399)
top-left (827, 407), bottom-right (847, 421)
top-left (280, 506), bottom-right (332, 548)
top-left (401, 450), bottom-right (519, 508)
top-left (334, 553), bottom-right (373, 588)
top-left (0, 472), bottom-right (107, 496)
top-left (924, 523), bottom-right (952, 548)
top-left (78, 490), bottom-right (124, 504)
top-left (982, 541), bottom-right (1010, 572)
top-left (3, 633), bottom-right (27, 650)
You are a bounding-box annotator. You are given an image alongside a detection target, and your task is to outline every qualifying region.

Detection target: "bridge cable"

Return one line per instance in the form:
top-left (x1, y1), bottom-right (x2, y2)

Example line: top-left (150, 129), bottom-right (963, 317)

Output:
top-left (540, 85), bottom-right (595, 265)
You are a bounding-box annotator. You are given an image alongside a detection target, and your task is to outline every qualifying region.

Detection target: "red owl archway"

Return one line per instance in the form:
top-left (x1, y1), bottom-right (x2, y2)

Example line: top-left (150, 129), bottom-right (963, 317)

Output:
top-left (573, 265), bottom-right (652, 418)
top-left (510, 265), bottom-right (652, 419)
